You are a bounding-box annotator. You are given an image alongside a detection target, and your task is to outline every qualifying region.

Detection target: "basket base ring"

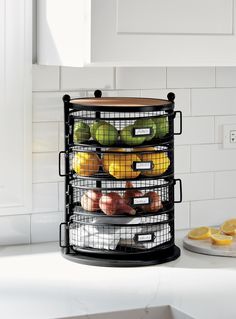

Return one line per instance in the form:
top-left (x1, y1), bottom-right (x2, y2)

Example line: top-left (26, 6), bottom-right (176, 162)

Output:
top-left (61, 245), bottom-right (180, 267)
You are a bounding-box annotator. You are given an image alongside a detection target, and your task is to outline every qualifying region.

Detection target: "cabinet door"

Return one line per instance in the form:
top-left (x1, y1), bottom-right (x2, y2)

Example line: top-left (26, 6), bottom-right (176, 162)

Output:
top-left (0, 0), bottom-right (32, 215)
top-left (38, 0), bottom-right (236, 66)
top-left (91, 0), bottom-right (236, 66)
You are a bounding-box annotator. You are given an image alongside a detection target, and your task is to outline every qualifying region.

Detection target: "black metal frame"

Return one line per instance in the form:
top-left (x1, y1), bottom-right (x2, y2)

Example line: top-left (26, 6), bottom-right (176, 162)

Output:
top-left (59, 91), bottom-right (182, 266)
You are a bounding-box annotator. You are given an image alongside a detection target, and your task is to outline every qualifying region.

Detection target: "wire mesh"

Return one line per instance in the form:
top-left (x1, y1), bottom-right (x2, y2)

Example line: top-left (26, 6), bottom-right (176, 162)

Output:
top-left (62, 99), bottom-right (178, 258)
top-left (71, 178), bottom-right (174, 216)
top-left (69, 213), bottom-right (174, 253)
top-left (71, 109), bottom-right (174, 147)
top-left (69, 143), bottom-right (173, 180)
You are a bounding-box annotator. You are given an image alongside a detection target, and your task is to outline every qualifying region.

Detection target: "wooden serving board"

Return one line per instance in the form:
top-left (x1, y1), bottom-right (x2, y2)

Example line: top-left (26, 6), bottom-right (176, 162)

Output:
top-left (183, 236), bottom-right (236, 257)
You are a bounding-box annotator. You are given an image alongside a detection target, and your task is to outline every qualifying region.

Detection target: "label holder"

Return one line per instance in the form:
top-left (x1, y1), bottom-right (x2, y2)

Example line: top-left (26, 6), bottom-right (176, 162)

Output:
top-left (134, 232), bottom-right (156, 243)
top-left (132, 161), bottom-right (153, 171)
top-left (132, 127), bottom-right (152, 137)
top-left (131, 196), bottom-right (150, 206)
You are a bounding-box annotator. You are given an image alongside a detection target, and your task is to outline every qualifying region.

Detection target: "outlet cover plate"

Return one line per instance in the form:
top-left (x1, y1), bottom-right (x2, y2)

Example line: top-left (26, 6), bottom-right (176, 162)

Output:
top-left (223, 124), bottom-right (236, 148)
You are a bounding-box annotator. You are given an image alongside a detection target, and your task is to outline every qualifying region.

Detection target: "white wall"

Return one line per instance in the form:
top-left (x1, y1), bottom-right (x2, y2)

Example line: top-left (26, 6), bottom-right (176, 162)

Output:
top-left (2, 65), bottom-right (236, 244)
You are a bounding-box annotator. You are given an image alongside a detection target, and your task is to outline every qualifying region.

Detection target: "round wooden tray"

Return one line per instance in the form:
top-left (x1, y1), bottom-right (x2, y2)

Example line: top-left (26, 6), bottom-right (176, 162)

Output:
top-left (68, 97), bottom-right (174, 112)
top-left (183, 236), bottom-right (236, 257)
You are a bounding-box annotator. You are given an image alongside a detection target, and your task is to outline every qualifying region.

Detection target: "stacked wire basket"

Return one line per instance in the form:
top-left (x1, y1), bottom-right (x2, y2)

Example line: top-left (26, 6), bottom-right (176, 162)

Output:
top-left (59, 90), bottom-right (183, 267)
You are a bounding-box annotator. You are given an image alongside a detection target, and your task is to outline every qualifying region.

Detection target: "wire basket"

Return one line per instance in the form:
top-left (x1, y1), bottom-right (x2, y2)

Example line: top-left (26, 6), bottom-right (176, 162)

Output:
top-left (59, 91), bottom-right (182, 267)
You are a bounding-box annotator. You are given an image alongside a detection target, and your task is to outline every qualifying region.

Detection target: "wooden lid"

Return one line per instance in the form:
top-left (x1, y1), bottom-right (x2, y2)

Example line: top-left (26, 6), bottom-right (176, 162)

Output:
top-left (70, 97), bottom-right (171, 107)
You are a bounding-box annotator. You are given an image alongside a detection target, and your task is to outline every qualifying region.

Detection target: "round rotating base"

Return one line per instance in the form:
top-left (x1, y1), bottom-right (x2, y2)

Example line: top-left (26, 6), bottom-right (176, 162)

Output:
top-left (61, 245), bottom-right (180, 267)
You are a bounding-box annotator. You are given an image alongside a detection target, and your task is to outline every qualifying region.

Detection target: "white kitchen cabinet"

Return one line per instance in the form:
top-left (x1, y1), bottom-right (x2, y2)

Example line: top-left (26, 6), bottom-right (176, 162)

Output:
top-left (37, 0), bottom-right (236, 66)
top-left (0, 0), bottom-right (32, 215)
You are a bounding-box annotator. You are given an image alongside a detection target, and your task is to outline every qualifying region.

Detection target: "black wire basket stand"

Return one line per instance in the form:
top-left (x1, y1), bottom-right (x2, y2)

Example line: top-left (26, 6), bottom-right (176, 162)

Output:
top-left (59, 90), bottom-right (183, 267)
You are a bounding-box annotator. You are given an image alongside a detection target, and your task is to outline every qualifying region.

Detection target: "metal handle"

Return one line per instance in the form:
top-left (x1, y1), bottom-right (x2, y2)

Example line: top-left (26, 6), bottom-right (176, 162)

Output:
top-left (174, 111), bottom-right (183, 135)
top-left (59, 222), bottom-right (68, 248)
top-left (174, 179), bottom-right (182, 203)
top-left (58, 151), bottom-right (67, 177)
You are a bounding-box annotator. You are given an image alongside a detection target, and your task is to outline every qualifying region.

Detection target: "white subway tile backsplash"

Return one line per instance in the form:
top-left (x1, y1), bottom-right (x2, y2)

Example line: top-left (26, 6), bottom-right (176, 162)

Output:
top-left (33, 92), bottom-right (62, 122)
top-left (192, 88), bottom-right (236, 116)
top-left (191, 144), bottom-right (236, 172)
top-left (167, 67), bottom-right (215, 88)
top-left (141, 89), bottom-right (191, 116)
top-left (176, 117), bottom-right (214, 145)
top-left (179, 173), bottom-right (214, 202)
top-left (61, 67), bottom-right (114, 90)
top-left (216, 67), bottom-right (236, 87)
top-left (31, 212), bottom-right (63, 243)
top-left (33, 183), bottom-right (58, 213)
top-left (175, 146), bottom-right (191, 173)
top-left (33, 65), bottom-right (60, 91)
top-left (0, 215), bottom-right (30, 245)
top-left (116, 67), bottom-right (166, 89)
top-left (33, 153), bottom-right (60, 183)
top-left (175, 202), bottom-right (190, 230)
top-left (33, 92), bottom-right (87, 123)
top-left (215, 171), bottom-right (236, 199)
top-left (33, 122), bottom-right (59, 152)
top-left (58, 182), bottom-right (65, 212)
top-left (214, 115), bottom-right (236, 143)
top-left (87, 90), bottom-right (141, 97)
top-left (59, 122), bottom-right (64, 151)
top-left (7, 65), bottom-right (236, 245)
top-left (191, 198), bottom-right (236, 227)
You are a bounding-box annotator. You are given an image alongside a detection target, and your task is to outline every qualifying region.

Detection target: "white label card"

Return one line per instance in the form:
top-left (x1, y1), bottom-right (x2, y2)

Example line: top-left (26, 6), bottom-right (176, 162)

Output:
top-left (137, 234), bottom-right (152, 242)
top-left (135, 161), bottom-right (152, 170)
top-left (133, 128), bottom-right (151, 136)
top-left (133, 197), bottom-right (150, 205)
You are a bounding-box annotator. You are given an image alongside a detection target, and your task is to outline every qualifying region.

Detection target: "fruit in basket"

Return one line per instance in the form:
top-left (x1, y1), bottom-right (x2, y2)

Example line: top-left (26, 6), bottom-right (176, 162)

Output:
top-left (72, 152), bottom-right (100, 177)
top-left (134, 118), bottom-right (157, 141)
top-left (123, 181), bottom-right (144, 206)
top-left (81, 190), bottom-right (102, 212)
top-left (140, 152), bottom-right (170, 177)
top-left (134, 147), bottom-right (156, 160)
top-left (99, 192), bottom-right (136, 216)
top-left (108, 154), bottom-right (141, 179)
top-left (211, 234), bottom-right (233, 246)
top-left (221, 218), bottom-right (236, 235)
top-left (188, 226), bottom-right (211, 240)
top-left (120, 125), bottom-right (146, 146)
top-left (153, 117), bottom-right (169, 139)
top-left (73, 121), bottom-right (91, 143)
top-left (102, 148), bottom-right (125, 172)
top-left (95, 123), bottom-right (118, 146)
top-left (90, 120), bottom-right (106, 140)
top-left (142, 191), bottom-right (163, 213)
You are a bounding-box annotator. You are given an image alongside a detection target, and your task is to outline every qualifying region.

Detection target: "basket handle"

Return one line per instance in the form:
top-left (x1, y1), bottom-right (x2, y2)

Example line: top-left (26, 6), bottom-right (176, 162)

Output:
top-left (174, 111), bottom-right (183, 135)
top-left (174, 179), bottom-right (182, 203)
top-left (58, 151), bottom-right (68, 177)
top-left (59, 222), bottom-right (68, 248)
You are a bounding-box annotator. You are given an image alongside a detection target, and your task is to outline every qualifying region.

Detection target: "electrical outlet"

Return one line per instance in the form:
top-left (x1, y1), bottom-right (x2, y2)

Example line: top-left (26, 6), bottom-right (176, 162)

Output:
top-left (230, 130), bottom-right (236, 143)
top-left (223, 125), bottom-right (236, 148)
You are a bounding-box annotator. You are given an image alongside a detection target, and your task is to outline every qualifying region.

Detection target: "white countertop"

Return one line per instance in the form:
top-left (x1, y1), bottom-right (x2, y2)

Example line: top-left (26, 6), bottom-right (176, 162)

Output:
top-left (0, 230), bottom-right (236, 319)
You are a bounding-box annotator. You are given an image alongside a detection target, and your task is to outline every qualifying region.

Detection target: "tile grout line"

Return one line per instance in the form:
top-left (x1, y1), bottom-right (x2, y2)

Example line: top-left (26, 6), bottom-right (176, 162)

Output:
top-left (59, 66), bottom-right (61, 91)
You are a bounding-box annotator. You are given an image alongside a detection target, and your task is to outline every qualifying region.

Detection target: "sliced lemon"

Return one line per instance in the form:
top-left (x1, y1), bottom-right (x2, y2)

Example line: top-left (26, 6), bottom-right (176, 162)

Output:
top-left (210, 227), bottom-right (220, 235)
top-left (188, 226), bottom-right (211, 240)
top-left (211, 234), bottom-right (233, 246)
top-left (221, 219), bottom-right (236, 236)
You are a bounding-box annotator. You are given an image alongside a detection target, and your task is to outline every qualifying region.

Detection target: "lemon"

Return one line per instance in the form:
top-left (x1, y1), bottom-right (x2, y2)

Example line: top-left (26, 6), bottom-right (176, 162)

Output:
top-left (72, 152), bottom-right (100, 177)
top-left (211, 234), bottom-right (233, 246)
top-left (221, 219), bottom-right (236, 235)
top-left (140, 152), bottom-right (170, 177)
top-left (102, 148), bottom-right (125, 172)
top-left (210, 227), bottom-right (220, 235)
top-left (188, 226), bottom-right (211, 240)
top-left (108, 154), bottom-right (141, 179)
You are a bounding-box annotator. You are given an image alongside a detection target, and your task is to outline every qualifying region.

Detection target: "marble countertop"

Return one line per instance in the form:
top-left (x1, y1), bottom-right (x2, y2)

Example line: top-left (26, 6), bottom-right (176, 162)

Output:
top-left (0, 230), bottom-right (235, 319)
